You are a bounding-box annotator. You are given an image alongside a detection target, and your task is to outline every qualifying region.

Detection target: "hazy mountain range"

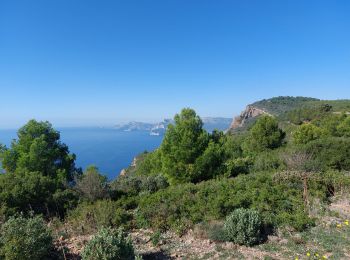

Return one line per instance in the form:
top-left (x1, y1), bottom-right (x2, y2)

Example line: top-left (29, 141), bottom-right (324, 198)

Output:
top-left (115, 117), bottom-right (232, 135)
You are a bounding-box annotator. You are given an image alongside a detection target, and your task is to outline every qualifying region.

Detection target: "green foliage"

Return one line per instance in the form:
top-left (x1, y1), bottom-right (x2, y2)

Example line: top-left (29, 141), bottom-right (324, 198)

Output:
top-left (1, 105), bottom-right (349, 256)
top-left (252, 96), bottom-right (320, 116)
top-left (224, 208), bottom-right (262, 246)
top-left (194, 221), bottom-right (227, 241)
top-left (112, 173), bottom-right (168, 196)
top-left (313, 113), bottom-right (347, 136)
top-left (67, 200), bottom-right (132, 235)
top-left (224, 157), bottom-right (252, 177)
top-left (252, 97), bottom-right (350, 120)
top-left (0, 120), bottom-right (79, 217)
top-left (218, 134), bottom-right (253, 176)
top-left (135, 110), bottom-right (283, 183)
top-left (137, 174), bottom-right (310, 233)
top-left (0, 143), bottom-right (5, 154)
top-left (252, 151), bottom-right (283, 172)
top-left (134, 150), bottom-right (163, 176)
top-left (81, 227), bottom-right (136, 260)
top-left (336, 116), bottom-right (350, 137)
top-left (0, 171), bottom-right (55, 216)
top-left (1, 120), bottom-right (77, 181)
top-left (276, 209), bottom-right (315, 231)
top-left (243, 116), bottom-right (285, 154)
top-left (137, 122), bottom-right (246, 183)
top-left (0, 144), bottom-right (5, 172)
top-left (305, 137), bottom-right (350, 171)
top-left (221, 134), bottom-right (245, 159)
top-left (160, 108), bottom-right (209, 184)
top-left (150, 230), bottom-right (161, 246)
top-left (285, 104), bottom-right (332, 125)
top-left (292, 124), bottom-right (325, 144)
top-left (0, 215), bottom-right (53, 260)
top-left (0, 171), bottom-right (77, 217)
top-left (192, 140), bottom-right (225, 181)
top-left (76, 165), bottom-right (109, 201)
top-left (321, 170), bottom-right (350, 195)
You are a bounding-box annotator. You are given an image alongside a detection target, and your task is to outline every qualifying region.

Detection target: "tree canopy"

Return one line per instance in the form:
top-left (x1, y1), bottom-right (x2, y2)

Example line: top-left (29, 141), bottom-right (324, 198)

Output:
top-left (1, 120), bottom-right (77, 182)
top-left (76, 165), bottom-right (109, 202)
top-left (160, 108), bottom-right (209, 184)
top-left (0, 120), bottom-right (79, 217)
top-left (243, 116), bottom-right (285, 154)
top-left (292, 123), bottom-right (325, 144)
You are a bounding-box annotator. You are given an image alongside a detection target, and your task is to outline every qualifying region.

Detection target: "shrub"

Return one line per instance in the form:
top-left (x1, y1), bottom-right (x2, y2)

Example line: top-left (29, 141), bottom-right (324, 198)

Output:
top-left (192, 140), bottom-right (226, 182)
top-left (137, 174), bottom-right (310, 233)
top-left (81, 227), bottom-right (136, 260)
top-left (112, 174), bottom-right (168, 196)
top-left (135, 150), bottom-right (163, 176)
top-left (206, 221), bottom-right (227, 241)
top-left (224, 208), bottom-right (263, 246)
top-left (0, 171), bottom-right (79, 218)
top-left (305, 137), bottom-right (350, 171)
top-left (75, 165), bottom-right (109, 201)
top-left (194, 221), bottom-right (227, 241)
top-left (336, 116), bottom-right (350, 137)
top-left (252, 151), bottom-right (282, 172)
top-left (67, 200), bottom-right (132, 235)
top-left (242, 116), bottom-right (285, 154)
top-left (224, 157), bottom-right (252, 177)
top-left (292, 124), bottom-right (325, 144)
top-left (0, 215), bottom-right (53, 260)
top-left (276, 209), bottom-right (315, 231)
top-left (0, 171), bottom-right (56, 216)
top-left (150, 230), bottom-right (161, 246)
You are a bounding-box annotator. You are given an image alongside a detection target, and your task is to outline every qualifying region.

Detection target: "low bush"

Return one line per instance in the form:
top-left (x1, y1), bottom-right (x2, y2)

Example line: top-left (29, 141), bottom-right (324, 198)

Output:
top-left (224, 208), bottom-right (262, 246)
top-left (67, 200), bottom-right (132, 235)
top-left (81, 227), bottom-right (136, 260)
top-left (0, 215), bottom-right (53, 260)
top-left (75, 165), bottom-right (110, 201)
top-left (252, 151), bottom-right (283, 172)
top-left (0, 171), bottom-right (79, 218)
top-left (194, 221), bottom-right (227, 241)
top-left (304, 137), bottom-right (350, 171)
top-left (224, 157), bottom-right (252, 177)
top-left (150, 230), bottom-right (161, 246)
top-left (111, 174), bottom-right (168, 196)
top-left (137, 174), bottom-right (311, 233)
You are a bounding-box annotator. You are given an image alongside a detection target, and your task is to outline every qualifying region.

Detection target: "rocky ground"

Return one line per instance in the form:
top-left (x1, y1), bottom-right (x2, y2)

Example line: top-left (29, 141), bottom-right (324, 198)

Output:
top-left (130, 229), bottom-right (284, 260)
top-left (57, 195), bottom-right (350, 260)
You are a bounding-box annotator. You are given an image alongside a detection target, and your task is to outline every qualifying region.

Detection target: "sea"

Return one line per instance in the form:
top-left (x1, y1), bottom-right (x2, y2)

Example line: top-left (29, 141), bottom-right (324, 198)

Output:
top-left (0, 128), bottom-right (163, 180)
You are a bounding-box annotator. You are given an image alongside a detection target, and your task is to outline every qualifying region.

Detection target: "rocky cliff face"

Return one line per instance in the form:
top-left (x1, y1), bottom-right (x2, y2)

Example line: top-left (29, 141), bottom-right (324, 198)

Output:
top-left (229, 105), bottom-right (268, 130)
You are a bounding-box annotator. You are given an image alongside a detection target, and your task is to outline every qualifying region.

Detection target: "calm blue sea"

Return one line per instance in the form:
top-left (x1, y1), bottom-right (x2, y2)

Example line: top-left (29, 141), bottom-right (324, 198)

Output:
top-left (0, 128), bottom-right (163, 180)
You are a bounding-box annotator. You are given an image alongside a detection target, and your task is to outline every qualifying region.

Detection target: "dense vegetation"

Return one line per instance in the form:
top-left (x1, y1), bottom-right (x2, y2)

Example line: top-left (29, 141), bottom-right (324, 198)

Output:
top-left (0, 120), bottom-right (80, 218)
top-left (0, 215), bottom-right (53, 260)
top-left (0, 96), bottom-right (350, 259)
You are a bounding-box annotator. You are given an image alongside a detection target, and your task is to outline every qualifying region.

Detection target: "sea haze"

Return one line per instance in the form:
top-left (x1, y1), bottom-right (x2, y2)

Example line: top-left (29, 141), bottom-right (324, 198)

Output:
top-left (0, 128), bottom-right (163, 180)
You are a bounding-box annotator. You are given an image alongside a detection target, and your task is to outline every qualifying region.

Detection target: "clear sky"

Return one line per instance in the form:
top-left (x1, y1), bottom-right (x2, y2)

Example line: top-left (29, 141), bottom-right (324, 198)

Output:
top-left (0, 0), bottom-right (349, 128)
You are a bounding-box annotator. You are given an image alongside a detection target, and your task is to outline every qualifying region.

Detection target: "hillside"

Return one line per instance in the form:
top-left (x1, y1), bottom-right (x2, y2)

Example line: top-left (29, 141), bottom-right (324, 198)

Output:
top-left (250, 96), bottom-right (320, 115)
top-left (229, 96), bottom-right (350, 132)
top-left (2, 101), bottom-right (350, 260)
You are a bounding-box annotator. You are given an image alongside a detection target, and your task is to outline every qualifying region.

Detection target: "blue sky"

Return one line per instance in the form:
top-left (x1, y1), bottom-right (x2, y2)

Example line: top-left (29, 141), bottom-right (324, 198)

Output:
top-left (0, 0), bottom-right (349, 128)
